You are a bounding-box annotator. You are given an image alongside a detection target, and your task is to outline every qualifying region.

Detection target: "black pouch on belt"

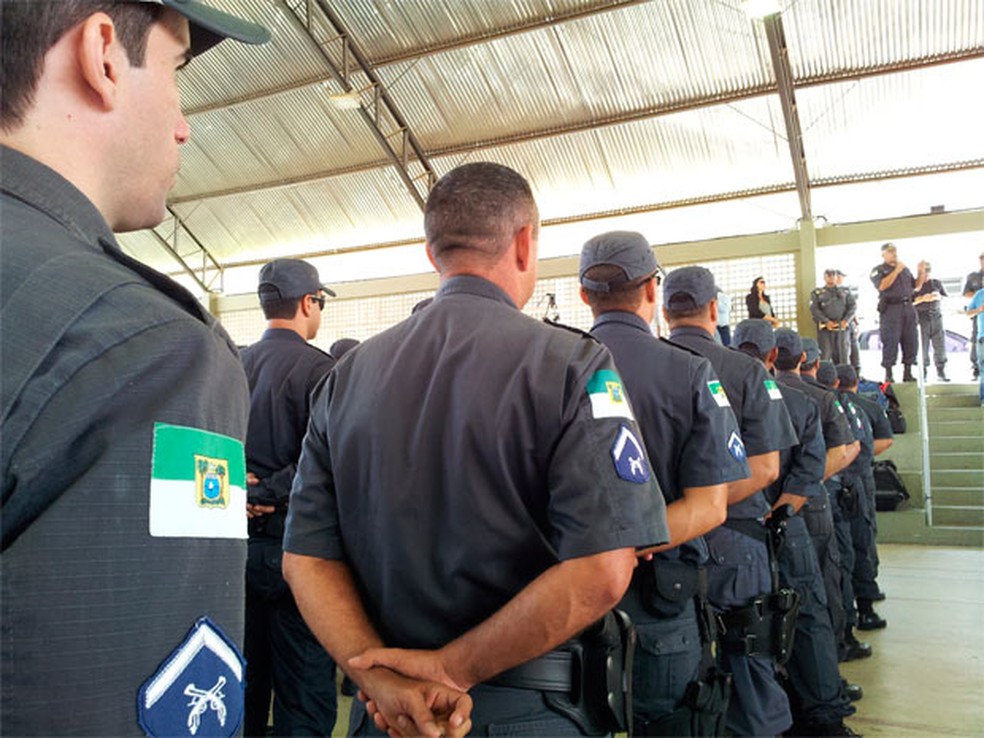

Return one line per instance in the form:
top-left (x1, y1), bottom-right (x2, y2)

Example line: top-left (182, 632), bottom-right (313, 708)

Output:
top-left (636, 559), bottom-right (700, 619)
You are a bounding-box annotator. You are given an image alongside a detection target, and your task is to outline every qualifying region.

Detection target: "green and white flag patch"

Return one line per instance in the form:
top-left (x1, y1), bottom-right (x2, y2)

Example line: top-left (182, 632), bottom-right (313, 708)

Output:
top-left (707, 380), bottom-right (731, 408)
top-left (150, 422), bottom-right (247, 539)
top-left (764, 379), bottom-right (783, 400)
top-left (587, 369), bottom-right (634, 420)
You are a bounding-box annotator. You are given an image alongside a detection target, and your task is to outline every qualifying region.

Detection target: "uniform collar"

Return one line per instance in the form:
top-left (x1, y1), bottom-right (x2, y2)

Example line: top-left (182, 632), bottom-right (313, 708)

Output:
top-left (0, 145), bottom-right (116, 249)
top-left (591, 310), bottom-right (652, 334)
top-left (260, 328), bottom-right (308, 343)
top-left (668, 324), bottom-right (715, 342)
top-left (436, 274), bottom-right (517, 309)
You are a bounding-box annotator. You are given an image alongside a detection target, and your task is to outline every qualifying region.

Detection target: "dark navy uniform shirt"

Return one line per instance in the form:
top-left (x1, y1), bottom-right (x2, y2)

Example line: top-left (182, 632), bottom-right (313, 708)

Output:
top-left (284, 275), bottom-right (669, 649)
top-left (834, 390), bottom-right (873, 488)
top-left (769, 383), bottom-right (826, 503)
top-left (776, 372), bottom-right (855, 449)
top-left (850, 392), bottom-right (894, 443)
top-left (913, 278), bottom-right (947, 316)
top-left (591, 311), bottom-right (749, 564)
top-left (1, 146), bottom-right (249, 735)
top-left (242, 328), bottom-right (335, 523)
top-left (870, 262), bottom-right (916, 300)
top-left (668, 325), bottom-right (798, 519)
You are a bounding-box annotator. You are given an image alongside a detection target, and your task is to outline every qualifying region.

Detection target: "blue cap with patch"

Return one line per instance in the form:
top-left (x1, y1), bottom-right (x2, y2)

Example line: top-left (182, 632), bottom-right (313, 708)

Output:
top-left (733, 319), bottom-right (775, 354)
top-left (663, 266), bottom-right (718, 310)
top-left (801, 337), bottom-right (821, 364)
top-left (579, 231), bottom-right (659, 293)
top-left (774, 328), bottom-right (803, 358)
top-left (816, 360), bottom-right (838, 387)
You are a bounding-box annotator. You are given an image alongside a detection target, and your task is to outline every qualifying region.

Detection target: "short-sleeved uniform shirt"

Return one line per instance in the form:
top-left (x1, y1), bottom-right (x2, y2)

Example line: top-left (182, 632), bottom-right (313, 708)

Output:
top-left (242, 329), bottom-right (335, 532)
top-left (776, 372), bottom-right (855, 450)
top-left (668, 326), bottom-right (798, 519)
top-left (834, 390), bottom-right (874, 489)
top-left (1, 146), bottom-right (249, 735)
top-left (769, 383), bottom-right (826, 504)
top-left (284, 275), bottom-right (670, 649)
top-left (591, 311), bottom-right (750, 564)
top-left (913, 279), bottom-right (947, 316)
top-left (870, 262), bottom-right (915, 299)
top-left (810, 285), bottom-right (856, 324)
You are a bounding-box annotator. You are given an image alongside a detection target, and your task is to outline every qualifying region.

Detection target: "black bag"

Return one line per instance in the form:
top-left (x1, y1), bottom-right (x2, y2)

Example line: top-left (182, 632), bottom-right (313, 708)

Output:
top-left (872, 460), bottom-right (910, 511)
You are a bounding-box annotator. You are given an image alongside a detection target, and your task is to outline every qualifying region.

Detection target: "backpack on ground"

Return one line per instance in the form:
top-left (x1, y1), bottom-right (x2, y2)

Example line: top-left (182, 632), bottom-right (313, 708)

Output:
top-left (872, 460), bottom-right (910, 511)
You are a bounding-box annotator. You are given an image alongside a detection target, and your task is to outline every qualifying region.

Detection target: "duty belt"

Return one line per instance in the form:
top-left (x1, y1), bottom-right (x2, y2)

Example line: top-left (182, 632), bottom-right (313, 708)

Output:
top-left (486, 650), bottom-right (573, 692)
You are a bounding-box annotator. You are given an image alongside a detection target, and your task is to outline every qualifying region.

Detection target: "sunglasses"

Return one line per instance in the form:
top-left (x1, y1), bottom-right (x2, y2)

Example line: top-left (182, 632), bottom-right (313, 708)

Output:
top-left (309, 294), bottom-right (326, 309)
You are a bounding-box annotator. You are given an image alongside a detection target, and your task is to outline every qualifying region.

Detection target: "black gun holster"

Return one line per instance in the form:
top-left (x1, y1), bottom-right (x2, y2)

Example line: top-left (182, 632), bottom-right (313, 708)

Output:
top-left (718, 588), bottom-right (800, 665)
top-left (543, 609), bottom-right (636, 736)
top-left (837, 485), bottom-right (861, 520)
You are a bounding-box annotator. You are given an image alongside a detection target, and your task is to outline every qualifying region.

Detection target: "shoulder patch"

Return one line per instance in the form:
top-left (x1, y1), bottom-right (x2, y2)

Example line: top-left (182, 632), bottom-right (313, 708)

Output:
top-left (833, 400), bottom-right (845, 414)
top-left (587, 369), bottom-right (635, 420)
top-left (150, 423), bottom-right (247, 539)
top-left (727, 431), bottom-right (747, 462)
top-left (611, 425), bottom-right (650, 483)
top-left (138, 617), bottom-right (245, 738)
top-left (764, 378), bottom-right (783, 400)
top-left (707, 380), bottom-right (731, 408)
top-left (547, 320), bottom-right (599, 342)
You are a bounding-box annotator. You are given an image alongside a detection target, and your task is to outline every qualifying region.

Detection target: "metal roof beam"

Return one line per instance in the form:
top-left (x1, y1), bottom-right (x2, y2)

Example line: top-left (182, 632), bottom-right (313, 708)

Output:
top-left (280, 0), bottom-right (436, 209)
top-left (763, 13), bottom-right (811, 221)
top-left (147, 207), bottom-right (225, 293)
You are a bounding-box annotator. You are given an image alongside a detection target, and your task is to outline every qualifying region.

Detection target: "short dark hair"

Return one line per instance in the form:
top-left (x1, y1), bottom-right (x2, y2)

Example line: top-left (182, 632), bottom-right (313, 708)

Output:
top-left (737, 343), bottom-right (769, 361)
top-left (1, 1), bottom-right (162, 131)
top-left (581, 264), bottom-right (649, 313)
top-left (664, 302), bottom-right (709, 323)
top-left (800, 358), bottom-right (819, 372)
top-left (260, 296), bottom-right (302, 321)
top-left (424, 162), bottom-right (538, 268)
top-left (774, 350), bottom-right (801, 371)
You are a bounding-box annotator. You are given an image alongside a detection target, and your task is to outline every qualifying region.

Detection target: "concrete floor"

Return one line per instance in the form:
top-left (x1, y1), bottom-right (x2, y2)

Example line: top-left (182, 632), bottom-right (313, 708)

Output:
top-left (329, 543), bottom-right (984, 737)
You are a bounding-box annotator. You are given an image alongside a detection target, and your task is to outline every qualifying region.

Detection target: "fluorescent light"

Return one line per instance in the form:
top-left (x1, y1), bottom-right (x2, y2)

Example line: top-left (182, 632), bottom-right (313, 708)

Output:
top-left (327, 91), bottom-right (361, 110)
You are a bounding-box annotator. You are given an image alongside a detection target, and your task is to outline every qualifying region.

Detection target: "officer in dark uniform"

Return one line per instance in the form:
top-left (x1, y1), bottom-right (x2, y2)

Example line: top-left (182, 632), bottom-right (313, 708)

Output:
top-left (283, 163), bottom-right (670, 737)
top-left (962, 252), bottom-right (984, 379)
top-left (835, 365), bottom-right (895, 619)
top-left (579, 232), bottom-right (749, 736)
top-left (0, 4), bottom-right (269, 735)
top-left (663, 266), bottom-right (799, 737)
top-left (241, 259), bottom-right (338, 737)
top-left (913, 261), bottom-right (950, 381)
top-left (774, 331), bottom-right (860, 664)
top-left (811, 270), bottom-right (856, 364)
top-left (870, 243), bottom-right (918, 382)
top-left (733, 322), bottom-right (859, 737)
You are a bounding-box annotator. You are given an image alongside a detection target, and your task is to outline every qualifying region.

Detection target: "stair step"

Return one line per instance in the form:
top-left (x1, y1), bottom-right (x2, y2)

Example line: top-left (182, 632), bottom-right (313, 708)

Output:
top-left (930, 469), bottom-right (984, 487)
top-left (931, 505), bottom-right (984, 527)
top-left (926, 406), bottom-right (984, 422)
top-left (924, 383), bottom-right (980, 396)
top-left (928, 452), bottom-right (984, 471)
top-left (931, 488), bottom-right (984, 506)
top-left (926, 395), bottom-right (982, 408)
top-left (929, 437), bottom-right (984, 453)
top-left (928, 420), bottom-right (984, 436)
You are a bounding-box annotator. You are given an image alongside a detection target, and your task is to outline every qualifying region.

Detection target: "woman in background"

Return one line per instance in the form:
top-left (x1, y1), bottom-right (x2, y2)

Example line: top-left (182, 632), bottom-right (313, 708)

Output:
top-left (746, 276), bottom-right (780, 327)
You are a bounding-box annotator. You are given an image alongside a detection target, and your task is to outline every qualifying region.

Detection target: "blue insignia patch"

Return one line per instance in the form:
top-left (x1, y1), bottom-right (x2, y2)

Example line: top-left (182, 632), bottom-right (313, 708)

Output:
top-left (728, 431), bottom-right (747, 462)
top-left (139, 618), bottom-right (244, 738)
top-left (611, 425), bottom-right (651, 483)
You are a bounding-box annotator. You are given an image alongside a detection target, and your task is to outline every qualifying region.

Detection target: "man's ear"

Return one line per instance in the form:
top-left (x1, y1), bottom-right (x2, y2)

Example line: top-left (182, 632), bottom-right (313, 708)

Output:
top-left (644, 278), bottom-right (657, 304)
top-left (78, 13), bottom-right (125, 111)
top-left (514, 223), bottom-right (534, 273)
top-left (425, 242), bottom-right (439, 273)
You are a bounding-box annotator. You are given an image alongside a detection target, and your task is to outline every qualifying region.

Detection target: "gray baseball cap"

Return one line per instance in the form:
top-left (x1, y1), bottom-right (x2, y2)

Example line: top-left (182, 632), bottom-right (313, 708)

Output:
top-left (579, 231), bottom-right (658, 293)
top-left (774, 328), bottom-right (803, 358)
top-left (662, 266), bottom-right (718, 311)
top-left (138, 0), bottom-right (271, 56)
top-left (801, 337), bottom-right (821, 364)
top-left (733, 319), bottom-right (776, 354)
top-left (258, 259), bottom-right (335, 304)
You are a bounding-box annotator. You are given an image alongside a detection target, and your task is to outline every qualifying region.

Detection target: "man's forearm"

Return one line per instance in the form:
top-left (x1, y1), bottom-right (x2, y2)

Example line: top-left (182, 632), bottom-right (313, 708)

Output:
top-left (438, 548), bottom-right (637, 690)
top-left (727, 451), bottom-right (779, 504)
top-left (643, 484), bottom-right (727, 553)
top-left (879, 266), bottom-right (902, 292)
top-left (823, 442), bottom-right (859, 479)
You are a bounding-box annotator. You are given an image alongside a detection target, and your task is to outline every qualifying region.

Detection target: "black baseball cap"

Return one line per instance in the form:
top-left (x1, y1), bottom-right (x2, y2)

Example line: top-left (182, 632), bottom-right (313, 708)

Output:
top-left (137, 0), bottom-right (271, 56)
top-left (258, 259), bottom-right (335, 304)
top-left (579, 231), bottom-right (659, 293)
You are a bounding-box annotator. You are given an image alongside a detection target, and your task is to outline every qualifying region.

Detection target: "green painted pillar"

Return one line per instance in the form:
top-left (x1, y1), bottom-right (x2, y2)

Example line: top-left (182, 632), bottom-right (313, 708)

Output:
top-left (797, 218), bottom-right (817, 339)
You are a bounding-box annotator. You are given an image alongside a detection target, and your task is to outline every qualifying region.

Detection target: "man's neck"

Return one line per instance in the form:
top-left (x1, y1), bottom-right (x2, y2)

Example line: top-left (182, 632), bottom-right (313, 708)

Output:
top-left (266, 320), bottom-right (309, 340)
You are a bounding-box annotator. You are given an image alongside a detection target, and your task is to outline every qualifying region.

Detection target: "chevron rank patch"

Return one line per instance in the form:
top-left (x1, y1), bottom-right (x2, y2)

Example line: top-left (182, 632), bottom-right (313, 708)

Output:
top-left (728, 431), bottom-right (747, 462)
top-left (587, 369), bottom-right (634, 420)
top-left (764, 379), bottom-right (783, 400)
top-left (611, 424), bottom-right (650, 483)
top-left (150, 423), bottom-right (247, 539)
top-left (138, 618), bottom-right (244, 738)
top-left (707, 380), bottom-right (731, 408)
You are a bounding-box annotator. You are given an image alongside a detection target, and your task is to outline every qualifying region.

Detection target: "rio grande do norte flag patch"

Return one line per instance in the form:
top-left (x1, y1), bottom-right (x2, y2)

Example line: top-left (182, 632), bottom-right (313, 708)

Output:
top-left (150, 423), bottom-right (247, 539)
top-left (587, 369), bottom-right (634, 420)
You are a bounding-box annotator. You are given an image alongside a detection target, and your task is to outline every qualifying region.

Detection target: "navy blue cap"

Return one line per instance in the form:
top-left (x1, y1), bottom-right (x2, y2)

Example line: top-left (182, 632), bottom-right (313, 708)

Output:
top-left (138, 0), bottom-right (271, 56)
top-left (774, 328), bottom-right (803, 357)
top-left (733, 319), bottom-right (775, 354)
top-left (816, 360), bottom-right (838, 387)
top-left (801, 337), bottom-right (821, 364)
top-left (258, 259), bottom-right (335, 303)
top-left (329, 338), bottom-right (359, 358)
top-left (836, 364), bottom-right (858, 387)
top-left (579, 231), bottom-right (658, 293)
top-left (663, 266), bottom-right (718, 310)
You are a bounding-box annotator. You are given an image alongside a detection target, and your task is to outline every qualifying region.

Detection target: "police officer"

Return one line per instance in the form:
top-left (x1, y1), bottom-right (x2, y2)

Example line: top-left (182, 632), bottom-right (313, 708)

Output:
top-left (811, 270), bottom-right (856, 364)
top-left (283, 162), bottom-right (670, 737)
top-left (774, 331), bottom-right (860, 663)
top-left (913, 261), bottom-right (950, 382)
top-left (962, 252), bottom-right (984, 379)
top-left (733, 322), bottom-right (859, 737)
top-left (870, 243), bottom-right (918, 382)
top-left (835, 365), bottom-right (895, 619)
top-left (241, 259), bottom-right (338, 737)
top-left (579, 233), bottom-right (749, 736)
top-left (663, 266), bottom-right (799, 737)
top-left (1, 4), bottom-right (269, 735)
